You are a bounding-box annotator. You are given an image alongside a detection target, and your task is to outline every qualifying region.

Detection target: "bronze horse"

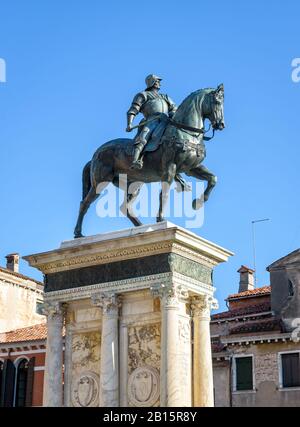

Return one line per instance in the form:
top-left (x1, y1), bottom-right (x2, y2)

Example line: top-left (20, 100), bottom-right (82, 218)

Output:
top-left (74, 85), bottom-right (225, 238)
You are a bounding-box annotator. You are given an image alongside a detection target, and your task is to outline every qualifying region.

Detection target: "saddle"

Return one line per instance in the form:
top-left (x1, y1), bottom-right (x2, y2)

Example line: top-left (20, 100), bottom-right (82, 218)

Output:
top-left (143, 114), bottom-right (169, 153)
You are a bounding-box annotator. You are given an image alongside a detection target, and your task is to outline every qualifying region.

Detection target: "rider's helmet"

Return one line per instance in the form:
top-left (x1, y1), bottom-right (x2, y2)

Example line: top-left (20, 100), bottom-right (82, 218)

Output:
top-left (145, 74), bottom-right (162, 89)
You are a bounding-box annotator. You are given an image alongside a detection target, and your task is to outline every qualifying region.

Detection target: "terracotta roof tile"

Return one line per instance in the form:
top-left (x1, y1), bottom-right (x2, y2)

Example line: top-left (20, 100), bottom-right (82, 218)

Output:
top-left (227, 286), bottom-right (271, 300)
top-left (212, 302), bottom-right (271, 321)
top-left (229, 318), bottom-right (283, 335)
top-left (0, 323), bottom-right (47, 344)
top-left (212, 342), bottom-right (227, 353)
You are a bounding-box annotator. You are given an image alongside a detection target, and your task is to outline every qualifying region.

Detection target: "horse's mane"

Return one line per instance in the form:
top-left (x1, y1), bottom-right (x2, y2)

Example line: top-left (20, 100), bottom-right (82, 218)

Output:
top-left (176, 88), bottom-right (214, 114)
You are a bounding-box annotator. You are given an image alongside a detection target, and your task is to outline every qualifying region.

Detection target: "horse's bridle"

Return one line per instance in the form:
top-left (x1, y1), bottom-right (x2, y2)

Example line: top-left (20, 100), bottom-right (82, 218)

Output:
top-left (170, 119), bottom-right (215, 141)
top-left (170, 90), bottom-right (216, 141)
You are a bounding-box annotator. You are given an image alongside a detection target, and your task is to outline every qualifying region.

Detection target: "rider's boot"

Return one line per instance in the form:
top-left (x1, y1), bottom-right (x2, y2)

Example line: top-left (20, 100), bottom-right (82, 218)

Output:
top-left (131, 142), bottom-right (145, 170)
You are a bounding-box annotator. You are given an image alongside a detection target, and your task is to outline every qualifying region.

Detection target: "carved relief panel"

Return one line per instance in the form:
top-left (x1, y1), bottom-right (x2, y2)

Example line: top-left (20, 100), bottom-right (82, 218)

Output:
top-left (71, 331), bottom-right (101, 407)
top-left (128, 323), bottom-right (161, 407)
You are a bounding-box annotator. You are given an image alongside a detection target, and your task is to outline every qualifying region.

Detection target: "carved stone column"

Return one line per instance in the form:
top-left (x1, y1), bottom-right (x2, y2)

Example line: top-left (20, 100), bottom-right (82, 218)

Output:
top-left (191, 295), bottom-right (218, 407)
top-left (151, 284), bottom-right (190, 407)
top-left (92, 293), bottom-right (120, 407)
top-left (63, 309), bottom-right (75, 407)
top-left (42, 302), bottom-right (65, 407)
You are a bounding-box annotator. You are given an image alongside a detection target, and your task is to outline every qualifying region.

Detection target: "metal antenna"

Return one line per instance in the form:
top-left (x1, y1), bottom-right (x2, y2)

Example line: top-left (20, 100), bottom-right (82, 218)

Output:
top-left (251, 219), bottom-right (270, 286)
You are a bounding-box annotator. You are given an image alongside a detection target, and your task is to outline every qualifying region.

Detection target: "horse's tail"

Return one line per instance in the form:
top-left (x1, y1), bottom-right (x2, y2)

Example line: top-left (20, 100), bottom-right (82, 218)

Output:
top-left (82, 161), bottom-right (92, 200)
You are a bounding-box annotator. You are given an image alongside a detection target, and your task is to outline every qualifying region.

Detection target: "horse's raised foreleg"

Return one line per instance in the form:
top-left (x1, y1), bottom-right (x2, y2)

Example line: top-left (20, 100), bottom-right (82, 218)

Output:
top-left (187, 165), bottom-right (217, 210)
top-left (157, 163), bottom-right (176, 222)
top-left (120, 181), bottom-right (144, 227)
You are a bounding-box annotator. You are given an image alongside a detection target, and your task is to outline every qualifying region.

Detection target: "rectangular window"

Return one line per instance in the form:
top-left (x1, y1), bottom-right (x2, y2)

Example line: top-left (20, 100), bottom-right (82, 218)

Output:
top-left (235, 357), bottom-right (253, 391)
top-left (281, 353), bottom-right (300, 388)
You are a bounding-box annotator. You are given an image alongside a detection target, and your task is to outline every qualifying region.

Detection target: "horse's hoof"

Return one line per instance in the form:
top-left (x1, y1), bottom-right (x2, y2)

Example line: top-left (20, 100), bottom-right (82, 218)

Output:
top-left (156, 217), bottom-right (164, 223)
top-left (74, 233), bottom-right (84, 239)
top-left (192, 198), bottom-right (204, 211)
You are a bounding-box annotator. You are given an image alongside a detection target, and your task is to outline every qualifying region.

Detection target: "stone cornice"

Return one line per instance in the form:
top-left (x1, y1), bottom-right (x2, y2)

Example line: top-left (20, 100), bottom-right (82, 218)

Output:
top-left (0, 270), bottom-right (43, 293)
top-left (221, 332), bottom-right (294, 346)
top-left (23, 222), bottom-right (233, 275)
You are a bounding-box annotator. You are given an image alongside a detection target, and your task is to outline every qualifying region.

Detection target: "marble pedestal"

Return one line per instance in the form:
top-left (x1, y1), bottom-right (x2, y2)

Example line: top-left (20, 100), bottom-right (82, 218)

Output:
top-left (24, 222), bottom-right (233, 407)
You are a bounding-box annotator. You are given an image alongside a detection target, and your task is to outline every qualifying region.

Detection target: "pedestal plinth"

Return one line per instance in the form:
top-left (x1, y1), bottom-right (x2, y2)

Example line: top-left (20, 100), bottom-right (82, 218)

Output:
top-left (24, 222), bottom-right (233, 407)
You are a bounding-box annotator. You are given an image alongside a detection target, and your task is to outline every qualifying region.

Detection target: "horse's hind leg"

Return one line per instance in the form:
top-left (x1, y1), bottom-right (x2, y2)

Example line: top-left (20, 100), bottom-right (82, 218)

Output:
top-left (187, 165), bottom-right (217, 210)
top-left (120, 182), bottom-right (143, 227)
top-left (74, 184), bottom-right (106, 238)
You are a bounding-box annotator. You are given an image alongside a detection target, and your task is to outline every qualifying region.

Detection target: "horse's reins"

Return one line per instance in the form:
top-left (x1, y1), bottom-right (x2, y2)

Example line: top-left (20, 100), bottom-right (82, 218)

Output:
top-left (170, 119), bottom-right (215, 141)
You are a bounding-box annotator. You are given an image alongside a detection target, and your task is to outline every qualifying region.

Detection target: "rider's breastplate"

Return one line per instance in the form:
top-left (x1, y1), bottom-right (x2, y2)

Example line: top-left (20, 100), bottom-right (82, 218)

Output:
top-left (141, 97), bottom-right (169, 119)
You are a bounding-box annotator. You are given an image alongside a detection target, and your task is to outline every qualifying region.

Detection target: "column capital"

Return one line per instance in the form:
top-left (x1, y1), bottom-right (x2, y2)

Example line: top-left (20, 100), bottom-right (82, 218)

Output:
top-left (150, 283), bottom-right (189, 308)
top-left (41, 301), bottom-right (66, 320)
top-left (91, 292), bottom-right (121, 315)
top-left (191, 295), bottom-right (218, 319)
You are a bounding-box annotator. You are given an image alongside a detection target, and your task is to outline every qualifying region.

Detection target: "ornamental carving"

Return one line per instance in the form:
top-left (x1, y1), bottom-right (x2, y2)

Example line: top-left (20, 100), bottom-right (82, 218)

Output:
top-left (128, 324), bottom-right (161, 374)
top-left (178, 318), bottom-right (191, 344)
top-left (71, 332), bottom-right (101, 369)
top-left (191, 295), bottom-right (218, 318)
top-left (128, 366), bottom-right (160, 407)
top-left (40, 301), bottom-right (65, 319)
top-left (150, 283), bottom-right (189, 308)
top-left (91, 292), bottom-right (121, 315)
top-left (72, 371), bottom-right (99, 407)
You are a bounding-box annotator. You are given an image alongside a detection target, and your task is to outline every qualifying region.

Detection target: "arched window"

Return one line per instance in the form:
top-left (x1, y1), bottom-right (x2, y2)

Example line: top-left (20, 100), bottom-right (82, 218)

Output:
top-left (13, 357), bottom-right (35, 407)
top-left (15, 359), bottom-right (29, 407)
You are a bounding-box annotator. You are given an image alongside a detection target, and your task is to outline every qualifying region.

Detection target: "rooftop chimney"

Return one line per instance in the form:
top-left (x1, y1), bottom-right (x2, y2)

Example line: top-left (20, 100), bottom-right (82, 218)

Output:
top-left (5, 253), bottom-right (20, 273)
top-left (238, 265), bottom-right (255, 293)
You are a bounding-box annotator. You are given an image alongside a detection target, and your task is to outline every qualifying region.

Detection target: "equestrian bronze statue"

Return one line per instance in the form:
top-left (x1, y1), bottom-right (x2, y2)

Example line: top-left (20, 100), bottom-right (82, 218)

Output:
top-left (74, 76), bottom-right (225, 238)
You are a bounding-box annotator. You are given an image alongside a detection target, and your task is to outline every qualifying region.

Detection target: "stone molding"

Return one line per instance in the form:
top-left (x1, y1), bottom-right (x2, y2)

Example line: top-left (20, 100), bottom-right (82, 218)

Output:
top-left (33, 242), bottom-right (174, 274)
top-left (24, 225), bottom-right (234, 275)
top-left (42, 272), bottom-right (215, 305)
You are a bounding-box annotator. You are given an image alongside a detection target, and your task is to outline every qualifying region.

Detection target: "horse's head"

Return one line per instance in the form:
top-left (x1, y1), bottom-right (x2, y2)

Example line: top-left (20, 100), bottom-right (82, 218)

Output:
top-left (204, 84), bottom-right (225, 131)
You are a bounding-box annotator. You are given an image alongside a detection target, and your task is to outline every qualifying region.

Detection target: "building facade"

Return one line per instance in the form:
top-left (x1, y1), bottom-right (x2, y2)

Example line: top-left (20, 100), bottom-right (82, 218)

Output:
top-left (212, 249), bottom-right (300, 407)
top-left (0, 253), bottom-right (46, 407)
top-left (1, 249), bottom-right (300, 407)
top-left (0, 254), bottom-right (44, 333)
top-left (0, 324), bottom-right (47, 406)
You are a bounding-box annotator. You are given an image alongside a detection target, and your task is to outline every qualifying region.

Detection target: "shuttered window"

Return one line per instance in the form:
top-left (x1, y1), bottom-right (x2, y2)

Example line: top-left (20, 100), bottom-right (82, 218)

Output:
top-left (0, 359), bottom-right (15, 407)
top-left (235, 357), bottom-right (253, 391)
top-left (282, 353), bottom-right (300, 388)
top-left (25, 358), bottom-right (35, 407)
top-left (0, 361), bottom-right (3, 405)
top-left (15, 359), bottom-right (28, 407)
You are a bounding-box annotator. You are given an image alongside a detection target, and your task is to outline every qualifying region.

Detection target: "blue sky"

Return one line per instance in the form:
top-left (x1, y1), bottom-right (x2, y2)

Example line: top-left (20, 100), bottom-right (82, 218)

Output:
top-left (0, 0), bottom-right (299, 311)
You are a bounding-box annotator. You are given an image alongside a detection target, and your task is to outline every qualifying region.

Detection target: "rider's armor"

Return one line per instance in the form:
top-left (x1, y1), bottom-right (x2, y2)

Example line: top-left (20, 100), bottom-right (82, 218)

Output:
top-left (127, 77), bottom-right (177, 169)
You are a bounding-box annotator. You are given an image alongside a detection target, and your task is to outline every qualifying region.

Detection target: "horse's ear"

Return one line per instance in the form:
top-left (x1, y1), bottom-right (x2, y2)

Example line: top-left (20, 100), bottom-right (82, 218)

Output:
top-left (217, 83), bottom-right (224, 92)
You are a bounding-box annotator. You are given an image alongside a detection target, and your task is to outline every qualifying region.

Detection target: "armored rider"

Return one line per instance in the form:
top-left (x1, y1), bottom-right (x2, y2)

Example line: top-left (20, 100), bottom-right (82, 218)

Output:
top-left (126, 74), bottom-right (177, 170)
